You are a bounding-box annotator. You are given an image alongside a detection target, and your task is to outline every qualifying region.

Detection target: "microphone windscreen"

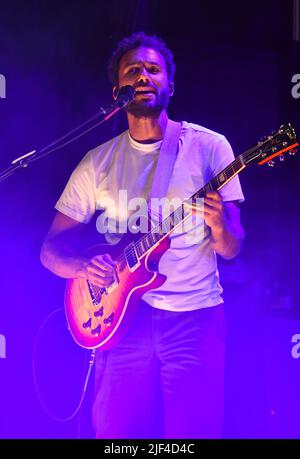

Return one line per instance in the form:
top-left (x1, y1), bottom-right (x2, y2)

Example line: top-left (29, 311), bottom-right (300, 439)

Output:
top-left (116, 86), bottom-right (135, 106)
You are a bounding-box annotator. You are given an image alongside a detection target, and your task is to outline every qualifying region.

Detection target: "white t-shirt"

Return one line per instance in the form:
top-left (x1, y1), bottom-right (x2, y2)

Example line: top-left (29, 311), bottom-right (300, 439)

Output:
top-left (55, 121), bottom-right (244, 311)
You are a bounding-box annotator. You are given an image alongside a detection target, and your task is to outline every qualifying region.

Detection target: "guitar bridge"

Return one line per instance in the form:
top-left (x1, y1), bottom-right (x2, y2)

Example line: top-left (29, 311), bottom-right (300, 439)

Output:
top-left (87, 280), bottom-right (99, 305)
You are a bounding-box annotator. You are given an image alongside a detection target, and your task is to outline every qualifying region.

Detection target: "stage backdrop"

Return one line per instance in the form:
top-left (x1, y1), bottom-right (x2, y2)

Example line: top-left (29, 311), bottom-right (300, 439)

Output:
top-left (0, 0), bottom-right (299, 438)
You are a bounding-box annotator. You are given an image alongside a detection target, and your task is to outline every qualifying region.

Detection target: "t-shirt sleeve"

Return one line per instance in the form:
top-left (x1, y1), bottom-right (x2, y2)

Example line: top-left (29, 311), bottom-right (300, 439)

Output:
top-left (55, 152), bottom-right (96, 223)
top-left (210, 135), bottom-right (245, 203)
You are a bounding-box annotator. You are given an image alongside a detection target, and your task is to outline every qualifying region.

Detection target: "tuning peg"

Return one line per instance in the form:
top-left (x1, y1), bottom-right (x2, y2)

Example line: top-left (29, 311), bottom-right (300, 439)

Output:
top-left (279, 154), bottom-right (285, 161)
top-left (267, 160), bottom-right (275, 167)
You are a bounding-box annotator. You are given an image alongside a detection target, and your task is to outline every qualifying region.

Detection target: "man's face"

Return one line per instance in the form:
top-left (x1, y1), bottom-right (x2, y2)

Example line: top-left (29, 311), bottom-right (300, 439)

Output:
top-left (117, 46), bottom-right (172, 118)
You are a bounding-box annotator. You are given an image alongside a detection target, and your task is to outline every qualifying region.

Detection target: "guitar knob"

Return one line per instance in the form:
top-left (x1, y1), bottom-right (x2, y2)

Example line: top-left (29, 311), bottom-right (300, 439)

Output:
top-left (91, 324), bottom-right (101, 336)
top-left (288, 149), bottom-right (297, 156)
top-left (267, 160), bottom-right (275, 167)
top-left (103, 313), bottom-right (114, 326)
top-left (82, 317), bottom-right (92, 329)
top-left (94, 306), bottom-right (104, 317)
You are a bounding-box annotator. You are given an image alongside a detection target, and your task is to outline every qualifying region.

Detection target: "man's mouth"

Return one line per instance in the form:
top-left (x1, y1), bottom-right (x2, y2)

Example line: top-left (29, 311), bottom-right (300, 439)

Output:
top-left (135, 89), bottom-right (156, 95)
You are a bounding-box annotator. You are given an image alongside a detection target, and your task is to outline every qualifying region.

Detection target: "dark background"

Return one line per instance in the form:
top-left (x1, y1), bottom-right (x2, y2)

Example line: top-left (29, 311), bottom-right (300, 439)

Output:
top-left (0, 0), bottom-right (299, 439)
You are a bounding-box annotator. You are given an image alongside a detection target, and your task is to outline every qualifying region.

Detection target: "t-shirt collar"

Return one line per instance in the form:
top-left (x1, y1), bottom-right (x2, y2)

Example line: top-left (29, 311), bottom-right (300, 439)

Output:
top-left (127, 131), bottom-right (162, 153)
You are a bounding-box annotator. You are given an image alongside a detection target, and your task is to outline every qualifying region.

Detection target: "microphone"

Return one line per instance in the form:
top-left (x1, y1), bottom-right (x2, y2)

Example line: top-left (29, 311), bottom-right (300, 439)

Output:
top-left (100, 85), bottom-right (136, 118)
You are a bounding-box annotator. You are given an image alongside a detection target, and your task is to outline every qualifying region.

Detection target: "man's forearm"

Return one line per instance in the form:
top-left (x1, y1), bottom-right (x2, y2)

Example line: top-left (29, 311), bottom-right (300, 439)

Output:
top-left (40, 240), bottom-right (86, 279)
top-left (210, 221), bottom-right (245, 259)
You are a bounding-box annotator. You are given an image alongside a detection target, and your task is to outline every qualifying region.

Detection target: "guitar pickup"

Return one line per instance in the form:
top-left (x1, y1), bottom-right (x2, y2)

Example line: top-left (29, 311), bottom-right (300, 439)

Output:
top-left (124, 243), bottom-right (139, 269)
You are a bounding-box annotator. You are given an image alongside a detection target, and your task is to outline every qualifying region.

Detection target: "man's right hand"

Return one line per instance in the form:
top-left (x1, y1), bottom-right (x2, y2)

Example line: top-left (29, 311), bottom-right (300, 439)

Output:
top-left (40, 212), bottom-right (119, 285)
top-left (80, 253), bottom-right (117, 288)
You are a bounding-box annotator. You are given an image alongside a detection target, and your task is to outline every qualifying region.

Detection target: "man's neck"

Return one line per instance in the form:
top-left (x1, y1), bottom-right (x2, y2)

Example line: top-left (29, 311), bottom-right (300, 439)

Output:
top-left (127, 110), bottom-right (168, 144)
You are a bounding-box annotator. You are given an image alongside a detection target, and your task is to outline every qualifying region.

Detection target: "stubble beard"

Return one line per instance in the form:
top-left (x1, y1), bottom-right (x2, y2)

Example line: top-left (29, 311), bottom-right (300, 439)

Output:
top-left (126, 88), bottom-right (170, 118)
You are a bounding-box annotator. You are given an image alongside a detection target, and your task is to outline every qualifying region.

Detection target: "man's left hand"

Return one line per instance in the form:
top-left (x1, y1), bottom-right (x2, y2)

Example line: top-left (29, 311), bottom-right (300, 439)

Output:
top-left (203, 191), bottom-right (226, 232)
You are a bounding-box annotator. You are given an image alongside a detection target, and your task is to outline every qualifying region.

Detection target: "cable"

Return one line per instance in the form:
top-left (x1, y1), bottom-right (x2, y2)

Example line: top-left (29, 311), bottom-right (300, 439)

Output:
top-left (32, 307), bottom-right (96, 423)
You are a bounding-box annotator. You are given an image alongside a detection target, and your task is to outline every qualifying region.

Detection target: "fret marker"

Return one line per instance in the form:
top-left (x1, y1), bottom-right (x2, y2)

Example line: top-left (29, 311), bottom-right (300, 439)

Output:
top-left (219, 172), bottom-right (226, 183)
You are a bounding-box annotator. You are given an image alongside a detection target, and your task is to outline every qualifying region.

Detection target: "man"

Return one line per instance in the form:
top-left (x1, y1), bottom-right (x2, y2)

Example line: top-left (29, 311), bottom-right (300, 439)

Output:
top-left (40, 31), bottom-right (245, 439)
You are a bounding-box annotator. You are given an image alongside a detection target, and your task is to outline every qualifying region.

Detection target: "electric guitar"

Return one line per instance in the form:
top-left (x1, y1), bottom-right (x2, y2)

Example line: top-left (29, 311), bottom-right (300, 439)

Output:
top-left (65, 123), bottom-right (298, 350)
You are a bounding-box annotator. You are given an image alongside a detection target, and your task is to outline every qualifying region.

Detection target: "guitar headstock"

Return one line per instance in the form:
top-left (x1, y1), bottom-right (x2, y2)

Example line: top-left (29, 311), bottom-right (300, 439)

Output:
top-left (243, 123), bottom-right (298, 167)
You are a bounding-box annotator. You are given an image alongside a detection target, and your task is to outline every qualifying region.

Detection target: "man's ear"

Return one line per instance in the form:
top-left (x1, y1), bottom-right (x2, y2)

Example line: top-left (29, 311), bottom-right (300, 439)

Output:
top-left (169, 83), bottom-right (174, 96)
top-left (112, 86), bottom-right (119, 100)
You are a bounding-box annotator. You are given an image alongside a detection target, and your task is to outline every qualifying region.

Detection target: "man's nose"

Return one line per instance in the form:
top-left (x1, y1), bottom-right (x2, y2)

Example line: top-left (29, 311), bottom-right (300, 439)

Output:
top-left (138, 67), bottom-right (150, 82)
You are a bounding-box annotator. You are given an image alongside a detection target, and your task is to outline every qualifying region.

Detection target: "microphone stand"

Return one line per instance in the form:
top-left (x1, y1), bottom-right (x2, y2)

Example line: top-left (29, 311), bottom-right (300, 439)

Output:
top-left (0, 95), bottom-right (131, 184)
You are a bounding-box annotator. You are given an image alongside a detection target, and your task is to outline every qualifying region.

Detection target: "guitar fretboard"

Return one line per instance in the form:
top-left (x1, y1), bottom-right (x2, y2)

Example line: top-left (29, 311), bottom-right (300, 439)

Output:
top-left (124, 153), bottom-right (246, 266)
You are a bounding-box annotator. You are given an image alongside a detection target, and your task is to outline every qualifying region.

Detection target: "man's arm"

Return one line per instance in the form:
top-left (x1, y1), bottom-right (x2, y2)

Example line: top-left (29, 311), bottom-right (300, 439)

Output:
top-left (204, 192), bottom-right (245, 259)
top-left (40, 211), bottom-right (116, 287)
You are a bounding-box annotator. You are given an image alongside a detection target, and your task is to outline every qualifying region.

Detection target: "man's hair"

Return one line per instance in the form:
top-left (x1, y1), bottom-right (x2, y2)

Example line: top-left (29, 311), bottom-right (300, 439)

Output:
top-left (107, 31), bottom-right (176, 86)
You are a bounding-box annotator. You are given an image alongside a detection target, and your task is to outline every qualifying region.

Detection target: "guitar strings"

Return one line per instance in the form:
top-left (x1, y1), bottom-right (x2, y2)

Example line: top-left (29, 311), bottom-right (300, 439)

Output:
top-left (110, 151), bottom-right (247, 266)
top-left (88, 138), bottom-right (281, 298)
top-left (128, 154), bottom-right (244, 256)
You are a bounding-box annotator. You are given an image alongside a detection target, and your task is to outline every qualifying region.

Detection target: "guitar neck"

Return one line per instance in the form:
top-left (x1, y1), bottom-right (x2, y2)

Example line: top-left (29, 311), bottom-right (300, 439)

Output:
top-left (192, 152), bottom-right (246, 199)
top-left (125, 151), bottom-right (248, 265)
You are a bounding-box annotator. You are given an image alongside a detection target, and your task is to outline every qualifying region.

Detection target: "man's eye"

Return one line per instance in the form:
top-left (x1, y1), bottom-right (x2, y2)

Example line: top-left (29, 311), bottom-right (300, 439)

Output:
top-left (149, 67), bottom-right (159, 73)
top-left (128, 67), bottom-right (139, 74)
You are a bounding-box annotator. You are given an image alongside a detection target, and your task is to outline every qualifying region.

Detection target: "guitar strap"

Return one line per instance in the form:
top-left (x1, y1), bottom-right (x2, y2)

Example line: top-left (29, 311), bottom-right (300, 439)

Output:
top-left (149, 119), bottom-right (182, 221)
